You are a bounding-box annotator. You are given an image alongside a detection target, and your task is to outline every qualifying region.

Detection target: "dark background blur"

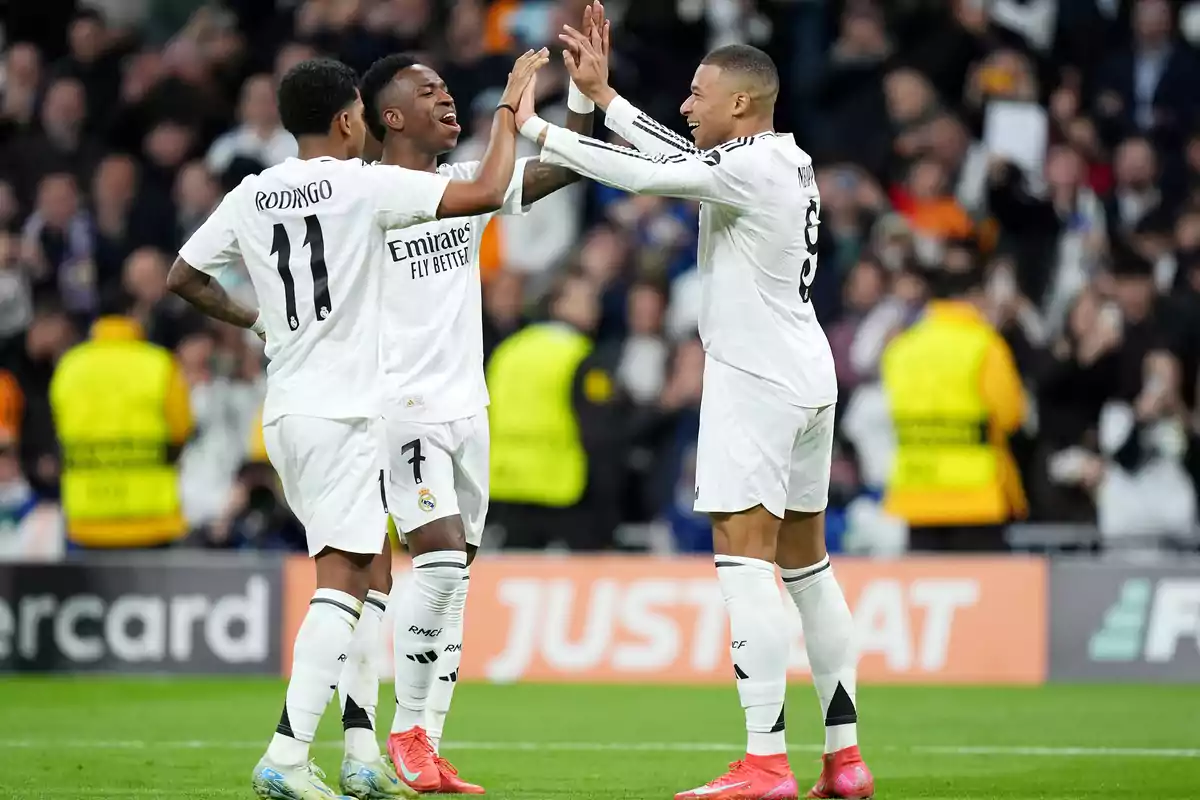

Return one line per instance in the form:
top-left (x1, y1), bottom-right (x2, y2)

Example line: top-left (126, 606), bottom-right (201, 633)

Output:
top-left (5, 0), bottom-right (1200, 557)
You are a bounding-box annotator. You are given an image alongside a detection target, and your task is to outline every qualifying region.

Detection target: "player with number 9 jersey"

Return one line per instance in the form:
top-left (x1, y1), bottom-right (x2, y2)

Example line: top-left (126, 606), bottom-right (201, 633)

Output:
top-left (519, 27), bottom-right (872, 800)
top-left (521, 94), bottom-right (836, 520)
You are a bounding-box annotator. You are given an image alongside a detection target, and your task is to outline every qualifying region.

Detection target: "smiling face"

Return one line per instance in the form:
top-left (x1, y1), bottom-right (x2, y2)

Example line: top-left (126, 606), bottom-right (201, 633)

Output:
top-left (679, 64), bottom-right (740, 150)
top-left (385, 64), bottom-right (460, 153)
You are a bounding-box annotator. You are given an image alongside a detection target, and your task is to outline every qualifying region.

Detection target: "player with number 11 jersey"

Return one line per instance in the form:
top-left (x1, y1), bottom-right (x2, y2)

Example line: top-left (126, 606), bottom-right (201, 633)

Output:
top-left (172, 53), bottom-right (549, 800)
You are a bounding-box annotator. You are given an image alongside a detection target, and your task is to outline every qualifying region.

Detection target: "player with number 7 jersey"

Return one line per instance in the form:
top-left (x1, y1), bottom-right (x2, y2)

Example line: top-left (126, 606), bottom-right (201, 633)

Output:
top-left (169, 54), bottom-right (549, 800)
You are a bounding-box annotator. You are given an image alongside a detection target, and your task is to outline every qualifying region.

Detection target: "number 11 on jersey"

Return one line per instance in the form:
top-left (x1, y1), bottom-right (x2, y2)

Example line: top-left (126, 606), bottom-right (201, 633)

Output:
top-left (270, 214), bottom-right (330, 331)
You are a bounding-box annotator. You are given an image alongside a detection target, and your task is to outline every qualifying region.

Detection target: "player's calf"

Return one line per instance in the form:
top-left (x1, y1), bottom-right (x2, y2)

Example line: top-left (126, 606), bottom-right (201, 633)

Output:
top-left (777, 510), bottom-right (870, 796)
top-left (389, 518), bottom-right (467, 792)
top-left (266, 550), bottom-right (371, 769)
top-left (257, 549), bottom-right (373, 799)
top-left (339, 548), bottom-right (402, 799)
top-left (424, 542), bottom-right (474, 751)
top-left (711, 507), bottom-right (792, 766)
top-left (417, 541), bottom-right (486, 794)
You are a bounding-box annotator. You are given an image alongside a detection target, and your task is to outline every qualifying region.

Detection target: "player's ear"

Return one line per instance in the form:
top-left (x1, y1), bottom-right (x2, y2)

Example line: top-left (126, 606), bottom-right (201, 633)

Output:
top-left (731, 91), bottom-right (750, 118)
top-left (384, 107), bottom-right (404, 132)
top-left (334, 109), bottom-right (353, 138)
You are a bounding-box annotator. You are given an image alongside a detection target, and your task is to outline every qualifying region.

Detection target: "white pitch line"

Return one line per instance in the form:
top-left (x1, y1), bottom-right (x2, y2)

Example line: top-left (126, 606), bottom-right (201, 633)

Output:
top-left (0, 740), bottom-right (1196, 759)
top-left (30, 790), bottom-right (246, 797)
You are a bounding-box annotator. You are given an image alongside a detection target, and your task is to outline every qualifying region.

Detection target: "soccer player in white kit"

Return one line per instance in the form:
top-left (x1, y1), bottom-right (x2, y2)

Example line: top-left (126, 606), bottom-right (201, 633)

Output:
top-left (516, 16), bottom-right (875, 800)
top-left (168, 54), bottom-right (548, 800)
top-left (354, 8), bottom-right (601, 789)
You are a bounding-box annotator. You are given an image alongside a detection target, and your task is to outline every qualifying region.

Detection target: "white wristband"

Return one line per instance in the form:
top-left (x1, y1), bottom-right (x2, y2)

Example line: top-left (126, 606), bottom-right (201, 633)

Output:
top-left (567, 80), bottom-right (595, 114)
top-left (519, 114), bottom-right (550, 142)
top-left (250, 314), bottom-right (265, 336)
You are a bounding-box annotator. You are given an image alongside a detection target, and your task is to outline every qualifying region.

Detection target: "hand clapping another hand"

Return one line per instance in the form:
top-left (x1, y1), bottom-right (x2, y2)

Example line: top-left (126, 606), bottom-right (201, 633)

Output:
top-left (560, 1), bottom-right (615, 108)
top-left (516, 72), bottom-right (539, 129)
top-left (500, 48), bottom-right (551, 115)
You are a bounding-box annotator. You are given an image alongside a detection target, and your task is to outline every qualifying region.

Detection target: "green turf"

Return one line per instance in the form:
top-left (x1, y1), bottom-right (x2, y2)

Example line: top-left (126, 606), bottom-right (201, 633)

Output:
top-left (0, 679), bottom-right (1197, 799)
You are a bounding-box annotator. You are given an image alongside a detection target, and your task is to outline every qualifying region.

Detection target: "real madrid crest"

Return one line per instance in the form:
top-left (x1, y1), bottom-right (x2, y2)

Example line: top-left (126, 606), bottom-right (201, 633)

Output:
top-left (417, 487), bottom-right (437, 512)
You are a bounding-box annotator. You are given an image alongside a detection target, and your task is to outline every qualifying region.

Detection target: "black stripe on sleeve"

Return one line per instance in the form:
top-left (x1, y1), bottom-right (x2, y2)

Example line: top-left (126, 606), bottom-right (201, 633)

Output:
top-left (578, 138), bottom-right (686, 163)
top-left (632, 115), bottom-right (698, 153)
top-left (578, 138), bottom-right (702, 167)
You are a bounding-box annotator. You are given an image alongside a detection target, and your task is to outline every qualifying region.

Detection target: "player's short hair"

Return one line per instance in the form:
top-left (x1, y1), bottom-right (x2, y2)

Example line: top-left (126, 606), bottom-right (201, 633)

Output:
top-left (701, 44), bottom-right (779, 101)
top-left (277, 59), bottom-right (360, 137)
top-left (359, 54), bottom-right (424, 142)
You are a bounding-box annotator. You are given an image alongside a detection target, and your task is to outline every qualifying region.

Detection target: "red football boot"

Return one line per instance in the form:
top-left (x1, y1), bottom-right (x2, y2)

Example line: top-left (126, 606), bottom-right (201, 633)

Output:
top-left (434, 755), bottom-right (485, 794)
top-left (675, 754), bottom-right (799, 800)
top-left (806, 746), bottom-right (873, 799)
top-left (387, 727), bottom-right (441, 793)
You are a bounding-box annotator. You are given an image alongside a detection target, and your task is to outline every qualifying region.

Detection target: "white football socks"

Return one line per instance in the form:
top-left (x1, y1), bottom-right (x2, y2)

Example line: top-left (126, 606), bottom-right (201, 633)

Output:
top-left (716, 555), bottom-right (789, 757)
top-left (425, 566), bottom-right (469, 752)
top-left (392, 550), bottom-right (466, 733)
top-left (267, 588), bottom-right (362, 767)
top-left (339, 588), bottom-right (388, 762)
top-left (781, 556), bottom-right (859, 754)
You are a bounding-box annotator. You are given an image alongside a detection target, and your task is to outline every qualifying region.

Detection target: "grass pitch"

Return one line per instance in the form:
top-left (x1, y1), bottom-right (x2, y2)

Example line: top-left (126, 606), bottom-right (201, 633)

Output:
top-left (0, 679), bottom-right (1197, 799)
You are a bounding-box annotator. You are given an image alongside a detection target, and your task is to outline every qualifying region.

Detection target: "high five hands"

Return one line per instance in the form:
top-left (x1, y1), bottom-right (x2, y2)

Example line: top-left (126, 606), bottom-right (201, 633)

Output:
top-left (515, 1), bottom-right (613, 134)
top-left (560, 1), bottom-right (615, 110)
top-left (500, 47), bottom-right (551, 116)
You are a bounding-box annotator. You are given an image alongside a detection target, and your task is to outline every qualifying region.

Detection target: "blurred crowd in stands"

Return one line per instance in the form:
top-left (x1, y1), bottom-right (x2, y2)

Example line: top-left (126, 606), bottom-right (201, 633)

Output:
top-left (5, 0), bottom-right (1200, 556)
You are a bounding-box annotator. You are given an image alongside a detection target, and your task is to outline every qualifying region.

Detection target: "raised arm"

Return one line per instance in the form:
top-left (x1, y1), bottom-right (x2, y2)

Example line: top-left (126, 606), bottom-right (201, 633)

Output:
top-left (602, 95), bottom-right (698, 157)
top-left (524, 121), bottom-right (750, 208)
top-left (559, 4), bottom-right (697, 157)
top-left (517, 87), bottom-right (594, 205)
top-left (436, 48), bottom-right (549, 218)
top-left (513, 1), bottom-right (608, 205)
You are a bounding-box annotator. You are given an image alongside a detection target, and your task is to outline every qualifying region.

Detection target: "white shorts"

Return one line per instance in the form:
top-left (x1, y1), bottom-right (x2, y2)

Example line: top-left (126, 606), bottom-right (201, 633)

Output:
top-left (382, 412), bottom-right (489, 547)
top-left (262, 415), bottom-right (388, 557)
top-left (694, 358), bottom-right (834, 518)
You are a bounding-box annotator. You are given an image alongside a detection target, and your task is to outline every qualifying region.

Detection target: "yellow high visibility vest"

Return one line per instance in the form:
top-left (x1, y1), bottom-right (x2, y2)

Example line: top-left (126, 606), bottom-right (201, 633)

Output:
top-left (881, 313), bottom-right (1008, 525)
top-left (51, 338), bottom-right (183, 546)
top-left (487, 324), bottom-right (592, 507)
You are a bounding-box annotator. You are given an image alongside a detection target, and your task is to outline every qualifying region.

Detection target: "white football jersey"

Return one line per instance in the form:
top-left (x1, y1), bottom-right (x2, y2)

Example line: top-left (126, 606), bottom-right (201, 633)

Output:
top-left (539, 96), bottom-right (837, 407)
top-left (377, 158), bottom-right (529, 423)
top-left (178, 156), bottom-right (451, 423)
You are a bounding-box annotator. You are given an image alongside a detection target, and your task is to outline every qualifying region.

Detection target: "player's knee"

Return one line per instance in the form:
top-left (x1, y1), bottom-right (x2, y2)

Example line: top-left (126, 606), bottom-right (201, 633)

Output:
top-left (313, 546), bottom-right (375, 599)
top-left (405, 515), bottom-right (467, 556)
top-left (368, 550), bottom-right (394, 595)
top-left (411, 553), bottom-right (465, 615)
top-left (711, 505), bottom-right (781, 562)
top-left (777, 509), bottom-right (827, 568)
